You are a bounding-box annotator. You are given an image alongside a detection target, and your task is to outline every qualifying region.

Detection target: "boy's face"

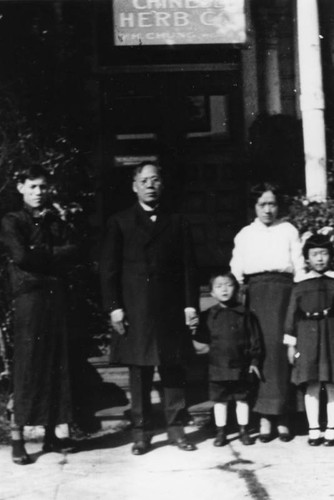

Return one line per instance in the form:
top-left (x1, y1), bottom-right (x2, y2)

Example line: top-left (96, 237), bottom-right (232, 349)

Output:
top-left (307, 248), bottom-right (331, 273)
top-left (211, 276), bottom-right (235, 303)
top-left (17, 177), bottom-right (48, 209)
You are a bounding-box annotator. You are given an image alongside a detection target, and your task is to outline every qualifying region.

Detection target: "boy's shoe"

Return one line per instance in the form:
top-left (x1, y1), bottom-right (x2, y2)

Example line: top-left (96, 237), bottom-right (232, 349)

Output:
top-left (213, 427), bottom-right (227, 447)
top-left (239, 426), bottom-right (254, 445)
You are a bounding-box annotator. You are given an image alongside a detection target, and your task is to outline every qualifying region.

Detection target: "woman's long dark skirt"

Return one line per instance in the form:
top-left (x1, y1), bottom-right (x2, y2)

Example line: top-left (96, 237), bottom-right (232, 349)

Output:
top-left (248, 273), bottom-right (293, 416)
top-left (13, 280), bottom-right (72, 427)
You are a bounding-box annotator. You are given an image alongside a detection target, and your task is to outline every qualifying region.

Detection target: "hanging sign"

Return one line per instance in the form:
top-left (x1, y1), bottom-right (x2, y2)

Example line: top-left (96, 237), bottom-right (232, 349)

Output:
top-left (112, 0), bottom-right (246, 46)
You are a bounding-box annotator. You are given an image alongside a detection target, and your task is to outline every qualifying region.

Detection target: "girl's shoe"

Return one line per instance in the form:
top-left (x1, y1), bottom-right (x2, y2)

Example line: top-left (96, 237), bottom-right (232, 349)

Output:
top-left (239, 426), bottom-right (254, 445)
top-left (12, 440), bottom-right (31, 465)
top-left (308, 427), bottom-right (322, 446)
top-left (324, 427), bottom-right (334, 446)
top-left (214, 427), bottom-right (227, 447)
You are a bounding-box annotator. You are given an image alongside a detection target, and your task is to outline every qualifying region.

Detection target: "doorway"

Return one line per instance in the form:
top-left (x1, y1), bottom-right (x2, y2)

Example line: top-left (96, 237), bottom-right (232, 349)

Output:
top-left (100, 67), bottom-right (248, 283)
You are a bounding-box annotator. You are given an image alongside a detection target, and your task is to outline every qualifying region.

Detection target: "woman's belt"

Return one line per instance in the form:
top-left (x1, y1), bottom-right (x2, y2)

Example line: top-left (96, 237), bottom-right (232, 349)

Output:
top-left (245, 271), bottom-right (293, 280)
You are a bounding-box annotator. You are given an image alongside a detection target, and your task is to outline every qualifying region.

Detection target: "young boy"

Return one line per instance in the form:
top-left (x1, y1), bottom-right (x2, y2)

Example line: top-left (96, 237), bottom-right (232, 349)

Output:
top-left (284, 234), bottom-right (334, 446)
top-left (193, 272), bottom-right (262, 446)
top-left (1, 165), bottom-right (77, 464)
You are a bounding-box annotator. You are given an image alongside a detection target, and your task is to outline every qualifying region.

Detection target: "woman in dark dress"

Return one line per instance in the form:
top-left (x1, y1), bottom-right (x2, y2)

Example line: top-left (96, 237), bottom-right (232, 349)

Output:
top-left (1, 165), bottom-right (76, 464)
top-left (230, 183), bottom-right (305, 441)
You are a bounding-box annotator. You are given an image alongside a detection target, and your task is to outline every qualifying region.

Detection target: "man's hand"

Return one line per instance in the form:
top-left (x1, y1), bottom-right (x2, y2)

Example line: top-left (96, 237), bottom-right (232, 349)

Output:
top-left (110, 309), bottom-right (128, 336)
top-left (184, 308), bottom-right (199, 332)
top-left (249, 365), bottom-right (261, 380)
top-left (192, 340), bottom-right (209, 355)
top-left (287, 345), bottom-right (297, 365)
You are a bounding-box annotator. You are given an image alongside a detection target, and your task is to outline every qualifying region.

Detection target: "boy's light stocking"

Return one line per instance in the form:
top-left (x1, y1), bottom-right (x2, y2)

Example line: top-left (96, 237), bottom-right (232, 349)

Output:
top-left (214, 402), bottom-right (228, 427)
top-left (236, 400), bottom-right (249, 426)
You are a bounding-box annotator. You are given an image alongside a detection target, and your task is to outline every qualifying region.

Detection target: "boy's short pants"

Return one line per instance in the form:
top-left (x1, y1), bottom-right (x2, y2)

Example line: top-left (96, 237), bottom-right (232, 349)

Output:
top-left (209, 380), bottom-right (251, 402)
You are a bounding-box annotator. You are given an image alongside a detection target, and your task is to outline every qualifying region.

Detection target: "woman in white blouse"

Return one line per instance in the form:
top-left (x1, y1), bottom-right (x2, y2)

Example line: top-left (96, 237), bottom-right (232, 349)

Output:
top-left (230, 182), bottom-right (305, 442)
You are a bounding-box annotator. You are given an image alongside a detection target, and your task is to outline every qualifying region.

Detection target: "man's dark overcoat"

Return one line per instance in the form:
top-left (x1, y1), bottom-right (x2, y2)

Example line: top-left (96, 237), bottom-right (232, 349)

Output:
top-left (100, 203), bottom-right (198, 366)
top-left (1, 206), bottom-right (76, 427)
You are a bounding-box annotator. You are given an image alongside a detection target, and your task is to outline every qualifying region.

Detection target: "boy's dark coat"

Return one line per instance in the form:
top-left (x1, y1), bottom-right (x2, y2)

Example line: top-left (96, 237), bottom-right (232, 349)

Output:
top-left (194, 303), bottom-right (262, 381)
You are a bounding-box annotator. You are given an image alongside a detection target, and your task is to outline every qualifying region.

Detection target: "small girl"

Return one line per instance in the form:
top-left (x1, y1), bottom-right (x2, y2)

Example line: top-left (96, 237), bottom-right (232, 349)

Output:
top-left (193, 272), bottom-right (262, 446)
top-left (284, 234), bottom-right (334, 446)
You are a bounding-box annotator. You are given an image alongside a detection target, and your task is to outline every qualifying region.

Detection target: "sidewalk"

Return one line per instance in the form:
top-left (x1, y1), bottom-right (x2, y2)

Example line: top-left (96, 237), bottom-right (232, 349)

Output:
top-left (1, 361), bottom-right (334, 500)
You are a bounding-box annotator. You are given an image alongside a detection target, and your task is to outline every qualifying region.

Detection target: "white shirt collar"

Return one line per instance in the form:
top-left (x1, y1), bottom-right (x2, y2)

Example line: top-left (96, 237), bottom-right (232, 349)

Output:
top-left (300, 270), bottom-right (334, 280)
top-left (139, 201), bottom-right (158, 212)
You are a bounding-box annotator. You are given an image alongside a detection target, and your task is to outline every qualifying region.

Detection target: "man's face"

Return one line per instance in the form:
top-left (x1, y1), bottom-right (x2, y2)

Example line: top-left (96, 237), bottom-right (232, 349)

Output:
top-left (17, 177), bottom-right (48, 209)
top-left (133, 165), bottom-right (162, 206)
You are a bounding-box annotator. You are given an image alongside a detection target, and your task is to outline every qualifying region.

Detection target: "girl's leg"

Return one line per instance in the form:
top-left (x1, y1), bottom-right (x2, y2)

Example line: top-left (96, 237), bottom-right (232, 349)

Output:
top-left (324, 383), bottom-right (334, 445)
top-left (236, 401), bottom-right (254, 445)
top-left (11, 415), bottom-right (30, 465)
top-left (304, 382), bottom-right (322, 445)
top-left (213, 402), bottom-right (228, 446)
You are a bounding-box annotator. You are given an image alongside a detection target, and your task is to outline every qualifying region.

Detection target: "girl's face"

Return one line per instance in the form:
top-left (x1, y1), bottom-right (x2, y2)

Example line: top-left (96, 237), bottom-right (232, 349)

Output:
top-left (255, 190), bottom-right (278, 226)
top-left (211, 276), bottom-right (236, 304)
top-left (307, 248), bottom-right (331, 273)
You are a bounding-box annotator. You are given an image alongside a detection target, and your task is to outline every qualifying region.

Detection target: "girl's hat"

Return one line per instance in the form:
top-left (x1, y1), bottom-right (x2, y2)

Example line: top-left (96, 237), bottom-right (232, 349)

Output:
top-left (303, 234), bottom-right (334, 259)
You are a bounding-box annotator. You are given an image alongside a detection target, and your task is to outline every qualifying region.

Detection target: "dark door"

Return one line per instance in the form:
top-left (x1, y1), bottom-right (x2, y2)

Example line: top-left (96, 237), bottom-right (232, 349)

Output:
top-left (100, 67), bottom-right (248, 284)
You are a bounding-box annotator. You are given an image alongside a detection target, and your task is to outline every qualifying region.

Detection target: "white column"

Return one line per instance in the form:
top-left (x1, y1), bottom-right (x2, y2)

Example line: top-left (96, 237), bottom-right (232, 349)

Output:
top-left (264, 28), bottom-right (281, 115)
top-left (297, 0), bottom-right (327, 201)
top-left (241, 0), bottom-right (259, 136)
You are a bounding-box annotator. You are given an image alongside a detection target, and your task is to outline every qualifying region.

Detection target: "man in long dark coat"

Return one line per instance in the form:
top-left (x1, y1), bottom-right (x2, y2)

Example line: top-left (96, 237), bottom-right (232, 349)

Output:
top-left (1, 165), bottom-right (76, 464)
top-left (100, 162), bottom-right (199, 455)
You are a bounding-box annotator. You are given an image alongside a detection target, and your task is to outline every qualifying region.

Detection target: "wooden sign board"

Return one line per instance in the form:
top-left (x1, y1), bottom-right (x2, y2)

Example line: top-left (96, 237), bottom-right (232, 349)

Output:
top-left (113, 0), bottom-right (246, 46)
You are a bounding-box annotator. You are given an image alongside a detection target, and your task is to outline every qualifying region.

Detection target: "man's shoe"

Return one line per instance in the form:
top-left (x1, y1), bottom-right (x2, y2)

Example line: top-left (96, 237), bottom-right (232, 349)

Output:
top-left (213, 428), bottom-right (227, 447)
top-left (12, 440), bottom-right (32, 465)
top-left (131, 441), bottom-right (151, 455)
top-left (169, 437), bottom-right (196, 451)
